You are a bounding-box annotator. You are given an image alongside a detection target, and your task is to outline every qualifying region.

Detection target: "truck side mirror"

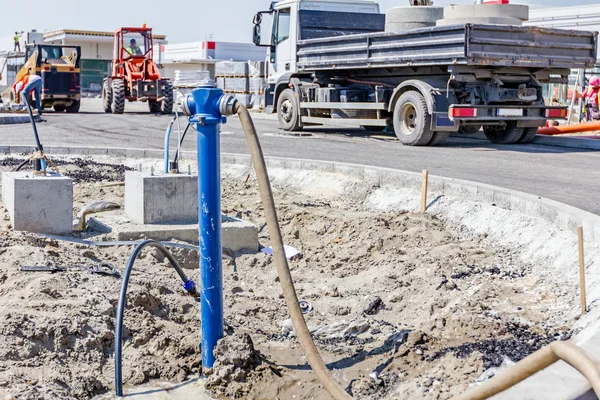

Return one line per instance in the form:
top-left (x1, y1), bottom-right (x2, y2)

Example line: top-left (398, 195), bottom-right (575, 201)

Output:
top-left (253, 24), bottom-right (262, 46)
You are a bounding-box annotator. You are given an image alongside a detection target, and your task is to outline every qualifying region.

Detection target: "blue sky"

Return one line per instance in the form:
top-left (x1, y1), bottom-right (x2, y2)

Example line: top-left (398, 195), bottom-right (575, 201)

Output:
top-left (5, 0), bottom-right (599, 44)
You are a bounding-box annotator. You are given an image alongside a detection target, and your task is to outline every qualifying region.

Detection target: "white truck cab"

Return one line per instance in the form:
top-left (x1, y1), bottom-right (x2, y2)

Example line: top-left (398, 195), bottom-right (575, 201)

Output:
top-left (253, 0), bottom-right (380, 85)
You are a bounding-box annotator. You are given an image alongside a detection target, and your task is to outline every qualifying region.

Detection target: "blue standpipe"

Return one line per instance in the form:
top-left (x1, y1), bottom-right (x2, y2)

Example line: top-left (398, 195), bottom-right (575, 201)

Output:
top-left (184, 83), bottom-right (236, 369)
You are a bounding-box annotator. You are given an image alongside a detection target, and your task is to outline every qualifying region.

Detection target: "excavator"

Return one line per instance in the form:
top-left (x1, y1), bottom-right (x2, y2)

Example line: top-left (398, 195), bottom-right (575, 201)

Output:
top-left (12, 44), bottom-right (82, 113)
top-left (102, 25), bottom-right (173, 114)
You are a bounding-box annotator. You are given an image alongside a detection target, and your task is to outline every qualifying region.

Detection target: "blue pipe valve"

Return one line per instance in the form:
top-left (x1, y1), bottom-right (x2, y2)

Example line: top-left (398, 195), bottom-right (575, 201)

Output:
top-left (184, 83), bottom-right (237, 370)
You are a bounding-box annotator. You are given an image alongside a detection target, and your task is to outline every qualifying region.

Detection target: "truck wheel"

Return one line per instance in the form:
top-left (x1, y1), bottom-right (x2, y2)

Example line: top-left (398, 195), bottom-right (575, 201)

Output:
top-left (149, 99), bottom-right (161, 113)
top-left (393, 91), bottom-right (434, 146)
top-left (518, 127), bottom-right (538, 144)
top-left (111, 79), bottom-right (125, 114)
top-left (161, 82), bottom-right (174, 114)
top-left (459, 125), bottom-right (481, 135)
top-left (66, 100), bottom-right (80, 113)
top-left (483, 122), bottom-right (523, 144)
top-left (54, 105), bottom-right (66, 113)
top-left (428, 132), bottom-right (449, 146)
top-left (103, 80), bottom-right (112, 113)
top-left (277, 89), bottom-right (302, 131)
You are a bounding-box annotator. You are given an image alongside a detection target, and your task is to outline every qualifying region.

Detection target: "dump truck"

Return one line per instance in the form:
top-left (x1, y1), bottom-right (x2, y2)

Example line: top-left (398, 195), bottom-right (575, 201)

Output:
top-left (13, 44), bottom-right (82, 113)
top-left (102, 26), bottom-right (173, 114)
top-left (252, 0), bottom-right (598, 145)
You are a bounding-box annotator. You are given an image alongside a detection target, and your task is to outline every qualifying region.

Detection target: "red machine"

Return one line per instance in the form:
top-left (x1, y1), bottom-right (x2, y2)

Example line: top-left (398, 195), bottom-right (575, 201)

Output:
top-left (102, 26), bottom-right (173, 114)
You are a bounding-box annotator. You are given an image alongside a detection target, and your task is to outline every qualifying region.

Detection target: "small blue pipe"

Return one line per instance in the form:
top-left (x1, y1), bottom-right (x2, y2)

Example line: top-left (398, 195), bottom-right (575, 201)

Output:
top-left (189, 85), bottom-right (226, 369)
top-left (164, 118), bottom-right (175, 174)
top-left (40, 158), bottom-right (46, 171)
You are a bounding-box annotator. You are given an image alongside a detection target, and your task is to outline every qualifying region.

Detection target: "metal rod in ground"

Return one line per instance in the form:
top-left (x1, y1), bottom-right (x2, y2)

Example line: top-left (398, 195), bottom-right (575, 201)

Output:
top-left (194, 86), bottom-right (224, 369)
top-left (421, 169), bottom-right (429, 213)
top-left (578, 226), bottom-right (587, 315)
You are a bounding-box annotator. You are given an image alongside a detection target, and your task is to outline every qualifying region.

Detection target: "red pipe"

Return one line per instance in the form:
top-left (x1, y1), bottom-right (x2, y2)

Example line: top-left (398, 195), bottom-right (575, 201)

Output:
top-left (538, 121), bottom-right (600, 136)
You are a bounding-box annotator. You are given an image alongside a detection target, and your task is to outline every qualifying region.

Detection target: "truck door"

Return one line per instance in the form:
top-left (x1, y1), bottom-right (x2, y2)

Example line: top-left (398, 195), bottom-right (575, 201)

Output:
top-left (269, 7), bottom-right (296, 82)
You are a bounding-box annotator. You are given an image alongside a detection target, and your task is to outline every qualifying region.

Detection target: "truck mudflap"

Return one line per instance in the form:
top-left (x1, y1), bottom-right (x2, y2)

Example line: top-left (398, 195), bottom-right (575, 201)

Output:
top-left (448, 105), bottom-right (568, 125)
top-left (433, 113), bottom-right (459, 131)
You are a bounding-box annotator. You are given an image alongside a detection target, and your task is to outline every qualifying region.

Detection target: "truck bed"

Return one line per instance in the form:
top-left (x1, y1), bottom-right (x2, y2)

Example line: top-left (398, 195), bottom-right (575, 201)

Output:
top-left (296, 24), bottom-right (598, 71)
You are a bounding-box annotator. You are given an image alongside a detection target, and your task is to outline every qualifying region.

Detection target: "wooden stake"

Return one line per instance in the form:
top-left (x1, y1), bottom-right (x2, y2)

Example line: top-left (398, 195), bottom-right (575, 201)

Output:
top-left (421, 170), bottom-right (429, 213)
top-left (578, 226), bottom-right (587, 315)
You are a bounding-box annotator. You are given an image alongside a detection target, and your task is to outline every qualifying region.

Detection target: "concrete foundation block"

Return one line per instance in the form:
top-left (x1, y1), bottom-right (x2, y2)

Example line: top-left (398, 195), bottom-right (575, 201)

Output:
top-left (1, 172), bottom-right (73, 235)
top-left (89, 213), bottom-right (259, 253)
top-left (125, 171), bottom-right (198, 224)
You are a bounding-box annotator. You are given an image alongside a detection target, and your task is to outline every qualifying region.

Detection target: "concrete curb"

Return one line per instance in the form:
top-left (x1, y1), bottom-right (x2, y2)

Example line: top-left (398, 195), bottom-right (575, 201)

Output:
top-left (0, 114), bottom-right (33, 125)
top-left (1, 145), bottom-right (598, 243)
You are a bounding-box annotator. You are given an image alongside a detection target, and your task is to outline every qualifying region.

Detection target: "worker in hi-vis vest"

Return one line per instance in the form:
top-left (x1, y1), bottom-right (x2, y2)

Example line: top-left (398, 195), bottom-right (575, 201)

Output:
top-left (126, 39), bottom-right (143, 56)
top-left (13, 70), bottom-right (43, 114)
top-left (13, 32), bottom-right (22, 52)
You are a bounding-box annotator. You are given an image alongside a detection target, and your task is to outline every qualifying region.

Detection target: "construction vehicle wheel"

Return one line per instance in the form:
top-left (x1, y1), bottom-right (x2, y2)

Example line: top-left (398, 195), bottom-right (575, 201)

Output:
top-left (392, 91), bottom-right (434, 146)
top-left (483, 122), bottom-right (524, 144)
top-left (518, 127), bottom-right (538, 144)
top-left (277, 89), bottom-right (302, 131)
top-left (111, 79), bottom-right (125, 114)
top-left (66, 100), bottom-right (80, 113)
top-left (149, 99), bottom-right (161, 113)
top-left (54, 105), bottom-right (66, 113)
top-left (103, 80), bottom-right (112, 113)
top-left (160, 82), bottom-right (173, 114)
top-left (428, 132), bottom-right (449, 146)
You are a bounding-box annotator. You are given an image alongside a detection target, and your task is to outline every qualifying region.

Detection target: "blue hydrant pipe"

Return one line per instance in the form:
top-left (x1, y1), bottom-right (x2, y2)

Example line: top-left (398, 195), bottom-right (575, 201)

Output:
top-left (163, 118), bottom-right (176, 174)
top-left (186, 84), bottom-right (230, 369)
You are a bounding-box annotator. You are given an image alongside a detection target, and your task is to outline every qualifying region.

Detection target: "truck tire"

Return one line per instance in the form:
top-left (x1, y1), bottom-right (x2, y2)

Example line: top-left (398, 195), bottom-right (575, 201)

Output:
top-left (149, 99), bottom-right (161, 113)
top-left (66, 100), bottom-right (80, 113)
top-left (103, 80), bottom-right (112, 113)
top-left (111, 79), bottom-right (125, 114)
top-left (54, 105), bottom-right (66, 112)
top-left (518, 127), bottom-right (538, 144)
top-left (483, 122), bottom-right (524, 144)
top-left (428, 132), bottom-right (449, 146)
top-left (277, 89), bottom-right (302, 131)
top-left (161, 82), bottom-right (174, 114)
top-left (393, 91), bottom-right (434, 146)
top-left (459, 125), bottom-right (481, 135)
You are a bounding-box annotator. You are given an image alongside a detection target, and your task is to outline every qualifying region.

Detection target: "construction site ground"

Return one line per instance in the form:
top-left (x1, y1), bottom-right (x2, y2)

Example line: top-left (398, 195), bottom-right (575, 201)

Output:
top-left (0, 99), bottom-right (598, 215)
top-left (0, 155), bottom-right (593, 400)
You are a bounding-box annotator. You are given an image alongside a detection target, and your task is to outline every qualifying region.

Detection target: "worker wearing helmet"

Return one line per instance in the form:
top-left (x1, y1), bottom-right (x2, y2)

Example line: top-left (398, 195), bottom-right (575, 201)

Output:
top-left (126, 39), bottom-right (143, 56)
top-left (13, 69), bottom-right (43, 115)
top-left (584, 76), bottom-right (600, 121)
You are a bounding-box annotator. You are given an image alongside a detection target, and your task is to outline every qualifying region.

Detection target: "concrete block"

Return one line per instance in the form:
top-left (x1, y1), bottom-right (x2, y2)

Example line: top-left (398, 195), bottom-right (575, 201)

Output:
top-left (387, 22), bottom-right (435, 32)
top-left (89, 213), bottom-right (259, 253)
top-left (1, 172), bottom-right (73, 235)
top-left (386, 6), bottom-right (443, 24)
top-left (125, 171), bottom-right (198, 224)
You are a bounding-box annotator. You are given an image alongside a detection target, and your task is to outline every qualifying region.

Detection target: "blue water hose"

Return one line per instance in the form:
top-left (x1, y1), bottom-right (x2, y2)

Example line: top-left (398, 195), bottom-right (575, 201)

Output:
top-left (114, 240), bottom-right (198, 397)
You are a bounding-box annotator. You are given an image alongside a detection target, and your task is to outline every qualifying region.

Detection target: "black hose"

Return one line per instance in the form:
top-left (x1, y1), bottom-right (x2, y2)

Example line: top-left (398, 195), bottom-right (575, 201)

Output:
top-left (173, 122), bottom-right (192, 166)
top-left (15, 158), bottom-right (30, 172)
top-left (114, 240), bottom-right (198, 397)
top-left (24, 97), bottom-right (43, 151)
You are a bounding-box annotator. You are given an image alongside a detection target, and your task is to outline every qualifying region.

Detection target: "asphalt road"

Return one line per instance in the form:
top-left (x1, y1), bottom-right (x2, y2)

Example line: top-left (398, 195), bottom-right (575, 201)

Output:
top-left (1, 99), bottom-right (599, 215)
